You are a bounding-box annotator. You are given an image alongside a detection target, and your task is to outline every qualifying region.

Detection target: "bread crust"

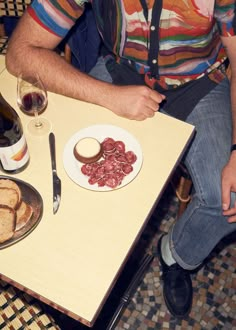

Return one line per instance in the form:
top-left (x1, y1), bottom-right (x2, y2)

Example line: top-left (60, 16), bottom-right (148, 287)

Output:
top-left (0, 179), bottom-right (22, 204)
top-left (0, 205), bottom-right (16, 243)
top-left (0, 187), bottom-right (20, 209)
top-left (16, 201), bottom-right (33, 231)
top-left (0, 179), bottom-right (34, 243)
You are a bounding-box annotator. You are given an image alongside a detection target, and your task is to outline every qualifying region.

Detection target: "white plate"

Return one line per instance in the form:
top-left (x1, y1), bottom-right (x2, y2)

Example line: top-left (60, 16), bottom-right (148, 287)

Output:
top-left (63, 124), bottom-right (143, 191)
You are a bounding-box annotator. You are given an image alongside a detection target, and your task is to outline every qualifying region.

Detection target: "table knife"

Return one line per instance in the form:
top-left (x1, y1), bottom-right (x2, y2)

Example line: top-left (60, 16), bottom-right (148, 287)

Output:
top-left (49, 132), bottom-right (61, 214)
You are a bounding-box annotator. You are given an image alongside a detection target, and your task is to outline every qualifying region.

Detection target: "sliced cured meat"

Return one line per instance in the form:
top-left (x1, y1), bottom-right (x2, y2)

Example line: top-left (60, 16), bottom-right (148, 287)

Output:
top-left (105, 174), bottom-right (119, 188)
top-left (125, 151), bottom-right (137, 164)
top-left (115, 154), bottom-right (127, 163)
top-left (80, 136), bottom-right (138, 189)
top-left (103, 159), bottom-right (116, 172)
top-left (88, 175), bottom-right (99, 185)
top-left (81, 164), bottom-right (93, 176)
top-left (97, 177), bottom-right (106, 187)
top-left (102, 137), bottom-right (115, 145)
top-left (105, 154), bottom-right (117, 162)
top-left (122, 163), bottom-right (133, 174)
top-left (115, 141), bottom-right (125, 153)
top-left (102, 138), bottom-right (116, 154)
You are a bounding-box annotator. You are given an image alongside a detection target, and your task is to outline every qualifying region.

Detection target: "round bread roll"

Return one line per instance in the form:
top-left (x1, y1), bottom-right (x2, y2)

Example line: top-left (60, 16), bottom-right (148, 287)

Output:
top-left (73, 137), bottom-right (103, 164)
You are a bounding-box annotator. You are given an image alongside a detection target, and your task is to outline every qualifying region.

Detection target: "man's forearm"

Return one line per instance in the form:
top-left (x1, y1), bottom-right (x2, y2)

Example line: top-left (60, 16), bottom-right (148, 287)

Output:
top-left (6, 12), bottom-right (165, 121)
top-left (6, 42), bottom-right (113, 109)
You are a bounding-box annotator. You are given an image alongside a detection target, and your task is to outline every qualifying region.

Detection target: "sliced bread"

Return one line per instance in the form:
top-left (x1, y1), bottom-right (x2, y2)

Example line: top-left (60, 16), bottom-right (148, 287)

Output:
top-left (16, 201), bottom-right (34, 231)
top-left (0, 187), bottom-right (20, 209)
top-left (0, 179), bottom-right (22, 205)
top-left (0, 205), bottom-right (16, 243)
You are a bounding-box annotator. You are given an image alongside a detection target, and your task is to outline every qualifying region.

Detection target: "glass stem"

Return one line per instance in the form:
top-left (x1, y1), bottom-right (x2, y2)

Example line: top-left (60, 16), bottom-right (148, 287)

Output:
top-left (33, 108), bottom-right (42, 128)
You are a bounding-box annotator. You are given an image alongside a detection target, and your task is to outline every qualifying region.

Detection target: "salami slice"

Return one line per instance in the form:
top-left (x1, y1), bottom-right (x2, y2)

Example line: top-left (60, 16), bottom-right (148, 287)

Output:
top-left (105, 174), bottom-right (119, 188)
top-left (125, 151), bottom-right (137, 164)
top-left (122, 163), bottom-right (133, 174)
top-left (80, 136), bottom-right (137, 189)
top-left (102, 138), bottom-right (116, 154)
top-left (115, 141), bottom-right (126, 153)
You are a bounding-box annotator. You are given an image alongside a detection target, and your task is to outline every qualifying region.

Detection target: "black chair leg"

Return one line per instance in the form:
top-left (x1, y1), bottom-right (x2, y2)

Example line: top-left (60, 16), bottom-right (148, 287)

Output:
top-left (106, 253), bottom-right (154, 330)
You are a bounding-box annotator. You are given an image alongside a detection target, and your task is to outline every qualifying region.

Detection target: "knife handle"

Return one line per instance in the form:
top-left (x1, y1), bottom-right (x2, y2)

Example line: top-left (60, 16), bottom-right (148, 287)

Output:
top-left (49, 132), bottom-right (56, 171)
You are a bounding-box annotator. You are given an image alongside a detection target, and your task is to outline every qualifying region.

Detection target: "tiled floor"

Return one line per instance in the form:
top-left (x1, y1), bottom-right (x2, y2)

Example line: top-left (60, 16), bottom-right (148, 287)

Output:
top-left (1, 185), bottom-right (236, 329)
top-left (114, 195), bottom-right (236, 330)
top-left (48, 185), bottom-right (236, 329)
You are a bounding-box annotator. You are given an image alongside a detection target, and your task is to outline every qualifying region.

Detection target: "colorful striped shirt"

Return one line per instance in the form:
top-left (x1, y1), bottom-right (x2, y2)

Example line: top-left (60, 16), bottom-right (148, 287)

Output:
top-left (28, 0), bottom-right (236, 118)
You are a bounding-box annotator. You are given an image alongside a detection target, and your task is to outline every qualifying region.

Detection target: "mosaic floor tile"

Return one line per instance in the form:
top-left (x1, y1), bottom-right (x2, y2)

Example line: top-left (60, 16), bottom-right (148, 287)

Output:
top-left (112, 187), bottom-right (236, 330)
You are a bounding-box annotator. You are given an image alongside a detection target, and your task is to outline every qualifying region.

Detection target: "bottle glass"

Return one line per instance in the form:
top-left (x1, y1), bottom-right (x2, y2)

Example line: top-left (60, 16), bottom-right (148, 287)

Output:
top-left (0, 93), bottom-right (30, 173)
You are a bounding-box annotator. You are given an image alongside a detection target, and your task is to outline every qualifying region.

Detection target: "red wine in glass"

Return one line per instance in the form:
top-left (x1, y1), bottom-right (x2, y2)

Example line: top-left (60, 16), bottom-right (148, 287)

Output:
top-left (21, 92), bottom-right (47, 116)
top-left (17, 73), bottom-right (51, 136)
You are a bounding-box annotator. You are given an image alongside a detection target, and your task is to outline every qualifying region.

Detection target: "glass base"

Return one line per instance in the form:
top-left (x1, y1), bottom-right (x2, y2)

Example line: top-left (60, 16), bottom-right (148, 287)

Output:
top-left (27, 118), bottom-right (51, 136)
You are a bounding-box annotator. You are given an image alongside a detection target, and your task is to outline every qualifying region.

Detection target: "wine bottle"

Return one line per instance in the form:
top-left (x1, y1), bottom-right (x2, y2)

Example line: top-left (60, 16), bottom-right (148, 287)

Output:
top-left (0, 93), bottom-right (30, 173)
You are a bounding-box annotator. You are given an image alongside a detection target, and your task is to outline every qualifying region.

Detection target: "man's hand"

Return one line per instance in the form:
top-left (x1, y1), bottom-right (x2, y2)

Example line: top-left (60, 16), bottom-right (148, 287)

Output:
top-left (221, 153), bottom-right (236, 222)
top-left (220, 36), bottom-right (236, 222)
top-left (107, 85), bottom-right (166, 121)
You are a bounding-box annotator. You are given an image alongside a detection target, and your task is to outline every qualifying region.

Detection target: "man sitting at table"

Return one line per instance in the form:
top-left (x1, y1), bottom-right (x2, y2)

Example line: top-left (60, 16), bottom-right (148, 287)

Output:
top-left (5, 0), bottom-right (236, 319)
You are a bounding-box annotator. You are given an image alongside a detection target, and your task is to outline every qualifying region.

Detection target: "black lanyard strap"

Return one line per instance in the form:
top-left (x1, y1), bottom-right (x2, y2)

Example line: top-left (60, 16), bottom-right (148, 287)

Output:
top-left (148, 0), bottom-right (162, 78)
top-left (139, 0), bottom-right (162, 78)
top-left (139, 0), bottom-right (148, 21)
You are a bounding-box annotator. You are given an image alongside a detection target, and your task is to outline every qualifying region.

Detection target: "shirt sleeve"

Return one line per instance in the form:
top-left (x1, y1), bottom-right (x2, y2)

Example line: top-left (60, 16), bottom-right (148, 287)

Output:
top-left (27, 0), bottom-right (87, 38)
top-left (215, 0), bottom-right (236, 37)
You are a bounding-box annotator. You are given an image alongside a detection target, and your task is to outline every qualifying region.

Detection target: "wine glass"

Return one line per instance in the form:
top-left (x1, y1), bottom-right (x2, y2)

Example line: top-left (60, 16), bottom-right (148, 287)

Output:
top-left (17, 73), bottom-right (51, 136)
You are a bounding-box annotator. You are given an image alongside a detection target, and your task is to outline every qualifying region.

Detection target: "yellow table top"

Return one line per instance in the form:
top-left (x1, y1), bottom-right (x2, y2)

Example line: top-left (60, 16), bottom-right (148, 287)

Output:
top-left (0, 69), bottom-right (194, 326)
top-left (0, 55), bottom-right (6, 74)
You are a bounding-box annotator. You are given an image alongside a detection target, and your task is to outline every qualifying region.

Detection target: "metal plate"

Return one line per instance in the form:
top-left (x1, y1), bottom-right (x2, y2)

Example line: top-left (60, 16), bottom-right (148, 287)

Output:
top-left (0, 175), bottom-right (43, 249)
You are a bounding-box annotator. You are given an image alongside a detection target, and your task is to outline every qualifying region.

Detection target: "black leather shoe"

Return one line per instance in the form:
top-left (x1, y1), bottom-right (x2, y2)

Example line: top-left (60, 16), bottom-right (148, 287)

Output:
top-left (157, 235), bottom-right (193, 318)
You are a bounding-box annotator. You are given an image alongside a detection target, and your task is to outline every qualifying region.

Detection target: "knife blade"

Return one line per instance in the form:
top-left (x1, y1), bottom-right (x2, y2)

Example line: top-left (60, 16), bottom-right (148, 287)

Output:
top-left (49, 132), bottom-right (61, 214)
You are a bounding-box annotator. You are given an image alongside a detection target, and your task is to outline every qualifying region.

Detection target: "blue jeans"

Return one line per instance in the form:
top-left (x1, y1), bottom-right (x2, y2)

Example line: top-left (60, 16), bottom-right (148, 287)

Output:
top-left (89, 56), bottom-right (113, 83)
top-left (90, 58), bottom-right (236, 270)
top-left (170, 77), bottom-right (236, 270)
